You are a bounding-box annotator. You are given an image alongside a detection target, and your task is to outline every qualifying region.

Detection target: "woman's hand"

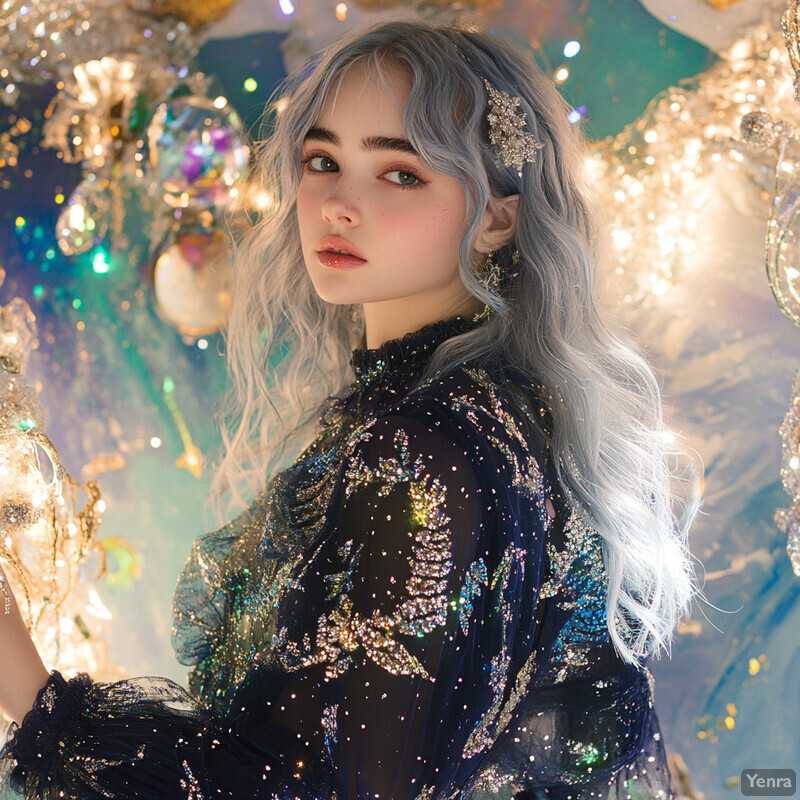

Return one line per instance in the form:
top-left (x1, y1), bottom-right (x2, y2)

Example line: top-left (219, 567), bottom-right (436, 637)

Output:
top-left (0, 566), bottom-right (49, 724)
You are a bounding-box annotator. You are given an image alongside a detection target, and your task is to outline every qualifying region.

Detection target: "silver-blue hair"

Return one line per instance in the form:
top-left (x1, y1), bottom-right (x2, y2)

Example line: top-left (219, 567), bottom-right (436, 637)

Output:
top-left (215, 20), bottom-right (698, 665)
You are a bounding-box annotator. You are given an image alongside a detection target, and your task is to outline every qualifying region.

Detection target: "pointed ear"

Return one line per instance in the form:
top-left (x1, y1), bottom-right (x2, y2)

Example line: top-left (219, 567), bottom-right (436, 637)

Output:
top-left (474, 194), bottom-right (520, 254)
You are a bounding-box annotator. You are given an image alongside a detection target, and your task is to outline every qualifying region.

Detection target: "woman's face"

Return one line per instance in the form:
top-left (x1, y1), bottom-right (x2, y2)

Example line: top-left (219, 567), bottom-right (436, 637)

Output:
top-left (296, 61), bottom-right (481, 342)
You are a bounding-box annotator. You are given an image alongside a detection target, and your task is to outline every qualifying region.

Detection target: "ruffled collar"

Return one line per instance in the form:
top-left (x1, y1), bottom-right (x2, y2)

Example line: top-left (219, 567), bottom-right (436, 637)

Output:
top-left (350, 317), bottom-right (480, 397)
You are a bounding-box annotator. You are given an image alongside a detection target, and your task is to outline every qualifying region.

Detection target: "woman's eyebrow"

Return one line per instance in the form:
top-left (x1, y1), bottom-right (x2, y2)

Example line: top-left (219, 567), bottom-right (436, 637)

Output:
top-left (363, 135), bottom-right (419, 156)
top-left (304, 127), bottom-right (339, 145)
top-left (304, 127), bottom-right (419, 156)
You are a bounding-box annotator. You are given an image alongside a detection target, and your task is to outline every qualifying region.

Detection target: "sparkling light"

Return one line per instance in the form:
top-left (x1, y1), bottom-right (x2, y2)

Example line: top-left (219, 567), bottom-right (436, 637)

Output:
top-left (563, 40), bottom-right (581, 58)
top-left (243, 77), bottom-right (258, 93)
top-left (554, 67), bottom-right (569, 84)
top-left (85, 589), bottom-right (113, 620)
top-left (567, 107), bottom-right (586, 125)
top-left (254, 191), bottom-right (273, 210)
top-left (92, 250), bottom-right (110, 274)
top-left (335, 3), bottom-right (347, 20)
top-left (279, 0), bottom-right (295, 14)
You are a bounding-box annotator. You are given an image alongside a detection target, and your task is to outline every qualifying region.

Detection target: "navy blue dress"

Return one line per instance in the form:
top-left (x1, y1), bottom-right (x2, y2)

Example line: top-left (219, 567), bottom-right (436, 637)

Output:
top-left (0, 318), bottom-right (672, 799)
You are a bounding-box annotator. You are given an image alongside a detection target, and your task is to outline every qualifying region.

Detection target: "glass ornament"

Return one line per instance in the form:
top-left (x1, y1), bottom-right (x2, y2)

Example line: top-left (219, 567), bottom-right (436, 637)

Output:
top-left (147, 96), bottom-right (247, 210)
top-left (152, 229), bottom-right (233, 336)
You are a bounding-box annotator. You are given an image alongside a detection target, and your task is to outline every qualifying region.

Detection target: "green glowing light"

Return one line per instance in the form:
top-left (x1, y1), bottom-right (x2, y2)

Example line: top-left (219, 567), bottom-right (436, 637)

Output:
top-left (243, 77), bottom-right (258, 93)
top-left (72, 298), bottom-right (83, 310)
top-left (18, 418), bottom-right (37, 431)
top-left (92, 250), bottom-right (110, 274)
top-left (32, 284), bottom-right (44, 299)
top-left (163, 376), bottom-right (176, 393)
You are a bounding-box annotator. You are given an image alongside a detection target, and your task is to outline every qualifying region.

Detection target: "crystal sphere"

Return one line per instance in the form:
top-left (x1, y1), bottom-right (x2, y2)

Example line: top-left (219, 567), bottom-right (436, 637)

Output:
top-left (147, 96), bottom-right (247, 210)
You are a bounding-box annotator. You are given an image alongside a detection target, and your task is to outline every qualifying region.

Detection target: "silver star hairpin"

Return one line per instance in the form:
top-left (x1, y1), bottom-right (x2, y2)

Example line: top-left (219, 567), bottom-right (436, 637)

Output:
top-left (483, 78), bottom-right (545, 177)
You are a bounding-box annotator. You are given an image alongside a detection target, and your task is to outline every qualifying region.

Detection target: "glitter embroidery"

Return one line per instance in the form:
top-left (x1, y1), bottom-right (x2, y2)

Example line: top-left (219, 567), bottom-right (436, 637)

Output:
top-left (321, 704), bottom-right (339, 759)
top-left (541, 509), bottom-right (609, 683)
top-left (458, 558), bottom-right (487, 635)
top-left (463, 637), bottom-right (537, 759)
top-left (540, 508), bottom-right (605, 599)
top-left (473, 764), bottom-right (517, 793)
top-left (451, 369), bottom-right (549, 526)
top-left (463, 540), bottom-right (535, 759)
top-left (463, 607), bottom-right (512, 759)
top-left (324, 540), bottom-right (363, 600)
top-left (274, 427), bottom-right (454, 680)
top-left (180, 759), bottom-right (205, 800)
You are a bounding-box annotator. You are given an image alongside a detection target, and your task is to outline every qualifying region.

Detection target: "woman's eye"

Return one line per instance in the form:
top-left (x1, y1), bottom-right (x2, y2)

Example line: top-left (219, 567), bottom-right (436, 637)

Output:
top-left (385, 170), bottom-right (421, 187)
top-left (304, 155), bottom-right (338, 172)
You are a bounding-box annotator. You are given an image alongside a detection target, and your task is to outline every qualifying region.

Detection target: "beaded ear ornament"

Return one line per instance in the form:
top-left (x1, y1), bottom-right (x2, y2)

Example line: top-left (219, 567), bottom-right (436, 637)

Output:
top-left (483, 78), bottom-right (544, 177)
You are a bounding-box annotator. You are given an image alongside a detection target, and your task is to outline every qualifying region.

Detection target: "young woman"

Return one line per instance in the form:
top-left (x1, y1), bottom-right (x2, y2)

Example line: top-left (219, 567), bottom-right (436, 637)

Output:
top-left (0, 20), bottom-right (696, 800)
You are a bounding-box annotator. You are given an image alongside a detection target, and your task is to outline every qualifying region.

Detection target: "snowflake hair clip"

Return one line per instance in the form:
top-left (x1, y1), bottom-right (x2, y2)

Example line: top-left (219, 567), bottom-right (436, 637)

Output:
top-left (483, 78), bottom-right (545, 177)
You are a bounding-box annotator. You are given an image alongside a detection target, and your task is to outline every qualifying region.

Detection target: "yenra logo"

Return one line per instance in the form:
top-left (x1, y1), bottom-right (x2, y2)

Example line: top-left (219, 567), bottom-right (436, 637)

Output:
top-left (741, 769), bottom-right (796, 797)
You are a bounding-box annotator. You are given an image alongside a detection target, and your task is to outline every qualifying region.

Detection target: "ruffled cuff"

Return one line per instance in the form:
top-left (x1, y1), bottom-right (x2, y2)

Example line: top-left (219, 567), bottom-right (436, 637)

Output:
top-left (2, 672), bottom-right (90, 795)
top-left (1, 670), bottom-right (207, 800)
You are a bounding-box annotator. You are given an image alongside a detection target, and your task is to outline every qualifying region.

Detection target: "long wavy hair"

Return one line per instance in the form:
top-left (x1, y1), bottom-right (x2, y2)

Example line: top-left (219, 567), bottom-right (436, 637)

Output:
top-left (214, 20), bottom-right (697, 664)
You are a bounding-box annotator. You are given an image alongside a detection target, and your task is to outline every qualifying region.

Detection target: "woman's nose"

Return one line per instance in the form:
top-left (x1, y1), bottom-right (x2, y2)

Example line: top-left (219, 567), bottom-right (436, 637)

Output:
top-left (321, 184), bottom-right (360, 226)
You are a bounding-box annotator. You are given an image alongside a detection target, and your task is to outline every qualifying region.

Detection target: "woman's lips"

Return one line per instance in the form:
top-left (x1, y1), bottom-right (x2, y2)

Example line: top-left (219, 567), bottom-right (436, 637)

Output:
top-left (316, 236), bottom-right (366, 269)
top-left (317, 250), bottom-right (367, 268)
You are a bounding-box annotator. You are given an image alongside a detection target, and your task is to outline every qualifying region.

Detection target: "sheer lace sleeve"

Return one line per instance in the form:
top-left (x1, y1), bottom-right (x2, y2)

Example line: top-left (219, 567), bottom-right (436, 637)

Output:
top-left (266, 411), bottom-right (493, 799)
top-left (0, 672), bottom-right (206, 800)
